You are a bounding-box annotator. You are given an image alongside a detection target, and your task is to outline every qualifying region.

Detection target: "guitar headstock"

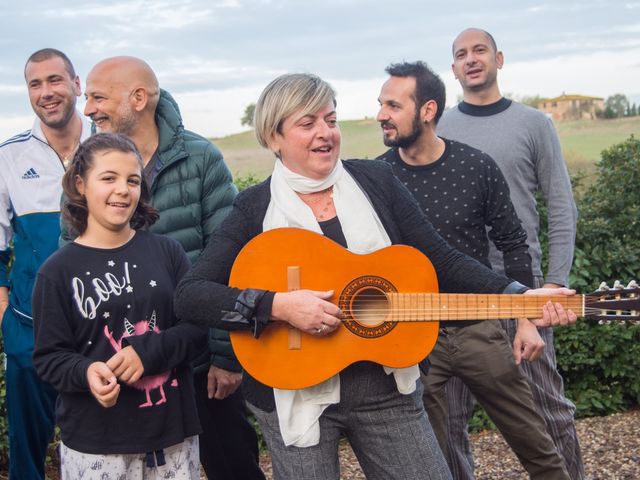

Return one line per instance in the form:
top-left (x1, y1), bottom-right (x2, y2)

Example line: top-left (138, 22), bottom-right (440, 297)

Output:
top-left (586, 280), bottom-right (640, 323)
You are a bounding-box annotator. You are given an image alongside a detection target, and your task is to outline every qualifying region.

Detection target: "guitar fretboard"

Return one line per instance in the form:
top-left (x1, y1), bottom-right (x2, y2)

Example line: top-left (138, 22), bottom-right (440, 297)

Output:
top-left (385, 293), bottom-right (585, 321)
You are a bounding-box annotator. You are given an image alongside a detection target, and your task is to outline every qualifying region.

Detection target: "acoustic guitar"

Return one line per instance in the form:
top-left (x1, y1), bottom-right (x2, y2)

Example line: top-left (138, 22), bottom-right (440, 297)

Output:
top-left (229, 228), bottom-right (639, 390)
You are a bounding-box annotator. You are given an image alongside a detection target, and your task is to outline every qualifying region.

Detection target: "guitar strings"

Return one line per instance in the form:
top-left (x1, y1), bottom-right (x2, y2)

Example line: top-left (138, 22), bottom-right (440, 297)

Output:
top-left (334, 307), bottom-right (636, 320)
top-left (332, 293), bottom-right (636, 299)
top-left (342, 309), bottom-right (633, 314)
top-left (334, 293), bottom-right (636, 303)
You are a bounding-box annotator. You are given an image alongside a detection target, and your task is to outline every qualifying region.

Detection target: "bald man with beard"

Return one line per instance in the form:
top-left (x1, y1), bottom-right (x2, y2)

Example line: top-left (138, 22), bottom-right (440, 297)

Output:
top-left (78, 56), bottom-right (265, 480)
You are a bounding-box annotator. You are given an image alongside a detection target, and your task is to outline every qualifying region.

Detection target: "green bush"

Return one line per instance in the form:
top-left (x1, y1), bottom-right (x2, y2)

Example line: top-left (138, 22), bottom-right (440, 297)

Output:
top-left (555, 135), bottom-right (640, 417)
top-left (556, 321), bottom-right (640, 417)
top-left (569, 135), bottom-right (640, 290)
top-left (234, 172), bottom-right (264, 192)
top-left (471, 135), bottom-right (640, 429)
top-left (467, 403), bottom-right (495, 433)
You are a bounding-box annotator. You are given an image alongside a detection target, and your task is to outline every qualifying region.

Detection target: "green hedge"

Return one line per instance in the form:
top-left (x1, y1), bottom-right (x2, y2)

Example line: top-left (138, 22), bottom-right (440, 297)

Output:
top-left (555, 135), bottom-right (640, 417)
top-left (470, 135), bottom-right (640, 430)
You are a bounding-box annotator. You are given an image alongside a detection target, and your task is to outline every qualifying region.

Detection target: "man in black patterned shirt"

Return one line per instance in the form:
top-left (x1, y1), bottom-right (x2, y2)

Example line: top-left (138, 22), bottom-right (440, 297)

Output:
top-left (375, 61), bottom-right (569, 480)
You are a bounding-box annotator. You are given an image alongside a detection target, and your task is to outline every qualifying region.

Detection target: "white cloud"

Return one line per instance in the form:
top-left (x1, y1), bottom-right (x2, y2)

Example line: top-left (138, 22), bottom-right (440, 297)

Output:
top-left (531, 38), bottom-right (640, 54)
top-left (330, 76), bottom-right (388, 120)
top-left (41, 0), bottom-right (220, 30)
top-left (525, 1), bottom-right (609, 14)
top-left (526, 4), bottom-right (549, 13)
top-left (157, 56), bottom-right (284, 90)
top-left (172, 85), bottom-right (263, 138)
top-left (0, 115), bottom-right (33, 142)
top-left (0, 84), bottom-right (25, 94)
top-left (80, 38), bottom-right (137, 54)
top-left (616, 22), bottom-right (640, 33)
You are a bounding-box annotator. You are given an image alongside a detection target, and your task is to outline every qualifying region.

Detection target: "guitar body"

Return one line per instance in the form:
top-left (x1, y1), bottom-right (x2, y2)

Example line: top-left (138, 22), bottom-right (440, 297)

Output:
top-left (229, 228), bottom-right (440, 389)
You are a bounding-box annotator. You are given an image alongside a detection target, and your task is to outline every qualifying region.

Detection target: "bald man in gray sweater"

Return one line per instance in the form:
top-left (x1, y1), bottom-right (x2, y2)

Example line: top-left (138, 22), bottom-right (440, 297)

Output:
top-left (437, 28), bottom-right (582, 479)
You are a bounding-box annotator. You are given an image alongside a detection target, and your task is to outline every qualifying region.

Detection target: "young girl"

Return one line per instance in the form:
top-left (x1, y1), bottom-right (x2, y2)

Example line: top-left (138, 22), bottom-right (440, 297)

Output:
top-left (32, 133), bottom-right (205, 479)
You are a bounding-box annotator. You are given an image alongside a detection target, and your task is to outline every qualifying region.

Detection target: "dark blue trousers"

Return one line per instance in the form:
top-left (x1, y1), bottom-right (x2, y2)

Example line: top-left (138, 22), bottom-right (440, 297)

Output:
top-left (2, 308), bottom-right (57, 480)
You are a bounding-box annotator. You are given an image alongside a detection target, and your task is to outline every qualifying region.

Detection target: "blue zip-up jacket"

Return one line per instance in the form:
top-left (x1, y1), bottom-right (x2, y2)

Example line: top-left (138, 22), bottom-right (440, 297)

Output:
top-left (0, 115), bottom-right (91, 326)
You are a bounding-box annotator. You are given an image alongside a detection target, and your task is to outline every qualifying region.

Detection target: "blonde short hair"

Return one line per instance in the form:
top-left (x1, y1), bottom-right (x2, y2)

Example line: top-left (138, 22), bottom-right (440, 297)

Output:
top-left (254, 73), bottom-right (336, 150)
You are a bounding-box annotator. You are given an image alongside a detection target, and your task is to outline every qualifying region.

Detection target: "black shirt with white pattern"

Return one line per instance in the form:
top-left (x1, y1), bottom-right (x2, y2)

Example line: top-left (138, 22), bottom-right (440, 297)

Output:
top-left (378, 139), bottom-right (533, 326)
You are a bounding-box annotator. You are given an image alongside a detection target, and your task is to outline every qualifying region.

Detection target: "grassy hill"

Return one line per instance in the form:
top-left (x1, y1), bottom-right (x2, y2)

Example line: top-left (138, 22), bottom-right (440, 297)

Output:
top-left (214, 116), bottom-right (640, 181)
top-left (555, 116), bottom-right (639, 173)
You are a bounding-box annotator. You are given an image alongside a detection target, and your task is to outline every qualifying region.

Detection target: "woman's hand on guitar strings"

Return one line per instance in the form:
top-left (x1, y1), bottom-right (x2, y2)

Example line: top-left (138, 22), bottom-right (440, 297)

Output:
top-left (271, 289), bottom-right (343, 335)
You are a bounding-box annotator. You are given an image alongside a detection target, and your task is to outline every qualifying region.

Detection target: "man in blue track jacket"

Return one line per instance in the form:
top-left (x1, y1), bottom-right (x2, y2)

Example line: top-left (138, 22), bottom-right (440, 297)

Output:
top-left (0, 48), bottom-right (91, 479)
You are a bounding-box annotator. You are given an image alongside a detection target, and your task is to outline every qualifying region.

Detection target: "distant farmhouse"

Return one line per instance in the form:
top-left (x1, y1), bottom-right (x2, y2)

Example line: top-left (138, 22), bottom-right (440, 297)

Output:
top-left (538, 94), bottom-right (604, 121)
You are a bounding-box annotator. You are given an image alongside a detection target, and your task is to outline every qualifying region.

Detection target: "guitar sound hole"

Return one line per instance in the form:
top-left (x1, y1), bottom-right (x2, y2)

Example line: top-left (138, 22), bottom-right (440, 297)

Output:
top-left (350, 287), bottom-right (389, 327)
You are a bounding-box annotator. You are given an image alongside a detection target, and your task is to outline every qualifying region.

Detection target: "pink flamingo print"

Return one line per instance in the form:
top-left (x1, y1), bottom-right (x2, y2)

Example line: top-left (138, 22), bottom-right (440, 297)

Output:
top-left (104, 311), bottom-right (176, 408)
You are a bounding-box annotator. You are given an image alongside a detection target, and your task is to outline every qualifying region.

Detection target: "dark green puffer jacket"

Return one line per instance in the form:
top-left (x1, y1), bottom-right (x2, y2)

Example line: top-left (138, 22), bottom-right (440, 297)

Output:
top-left (149, 90), bottom-right (239, 373)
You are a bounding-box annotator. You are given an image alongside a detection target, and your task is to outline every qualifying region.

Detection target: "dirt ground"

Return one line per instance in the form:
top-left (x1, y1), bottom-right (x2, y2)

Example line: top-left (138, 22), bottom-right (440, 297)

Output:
top-left (6, 408), bottom-right (638, 479)
top-left (257, 409), bottom-right (640, 480)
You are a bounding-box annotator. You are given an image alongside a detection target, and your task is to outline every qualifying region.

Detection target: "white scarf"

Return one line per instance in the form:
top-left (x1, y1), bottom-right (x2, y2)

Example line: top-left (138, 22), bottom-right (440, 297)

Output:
top-left (263, 159), bottom-right (420, 447)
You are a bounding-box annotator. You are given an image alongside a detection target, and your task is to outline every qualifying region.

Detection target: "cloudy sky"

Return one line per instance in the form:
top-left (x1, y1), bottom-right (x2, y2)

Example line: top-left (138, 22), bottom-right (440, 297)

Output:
top-left (1, 0), bottom-right (639, 141)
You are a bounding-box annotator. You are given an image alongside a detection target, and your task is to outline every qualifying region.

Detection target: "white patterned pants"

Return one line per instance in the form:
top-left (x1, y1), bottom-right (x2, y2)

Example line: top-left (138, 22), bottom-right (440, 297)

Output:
top-left (60, 435), bottom-right (200, 479)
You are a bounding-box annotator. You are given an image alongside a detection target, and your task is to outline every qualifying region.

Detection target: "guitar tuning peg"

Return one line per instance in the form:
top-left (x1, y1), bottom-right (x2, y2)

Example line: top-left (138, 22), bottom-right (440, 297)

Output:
top-left (613, 280), bottom-right (623, 290)
top-left (598, 282), bottom-right (610, 291)
top-left (627, 280), bottom-right (638, 289)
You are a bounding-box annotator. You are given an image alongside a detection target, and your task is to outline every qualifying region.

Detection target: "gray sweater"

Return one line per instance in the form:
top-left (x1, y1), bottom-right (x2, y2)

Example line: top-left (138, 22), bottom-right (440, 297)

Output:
top-left (437, 99), bottom-right (577, 286)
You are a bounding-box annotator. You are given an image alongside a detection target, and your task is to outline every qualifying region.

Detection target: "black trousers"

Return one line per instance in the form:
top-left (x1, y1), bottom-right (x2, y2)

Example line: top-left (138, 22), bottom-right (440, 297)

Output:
top-left (194, 369), bottom-right (266, 480)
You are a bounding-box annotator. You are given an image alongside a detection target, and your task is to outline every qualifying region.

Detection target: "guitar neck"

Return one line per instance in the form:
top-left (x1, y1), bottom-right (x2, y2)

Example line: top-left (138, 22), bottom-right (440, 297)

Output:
top-left (386, 293), bottom-right (585, 321)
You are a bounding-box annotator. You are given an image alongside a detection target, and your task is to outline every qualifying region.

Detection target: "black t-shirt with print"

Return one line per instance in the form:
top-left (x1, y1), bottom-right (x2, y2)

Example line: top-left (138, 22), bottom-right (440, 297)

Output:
top-left (33, 231), bottom-right (205, 454)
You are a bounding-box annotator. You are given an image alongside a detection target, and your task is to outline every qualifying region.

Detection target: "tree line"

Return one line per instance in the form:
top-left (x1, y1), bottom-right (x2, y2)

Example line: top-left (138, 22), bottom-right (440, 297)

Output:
top-left (241, 93), bottom-right (638, 127)
top-left (600, 94), bottom-right (638, 119)
top-left (517, 93), bottom-right (638, 119)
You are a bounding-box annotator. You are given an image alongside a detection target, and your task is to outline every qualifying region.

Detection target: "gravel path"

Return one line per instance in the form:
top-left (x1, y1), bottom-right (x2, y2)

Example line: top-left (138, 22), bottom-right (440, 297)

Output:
top-left (259, 409), bottom-right (640, 479)
top-left (21, 408), bottom-right (639, 479)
